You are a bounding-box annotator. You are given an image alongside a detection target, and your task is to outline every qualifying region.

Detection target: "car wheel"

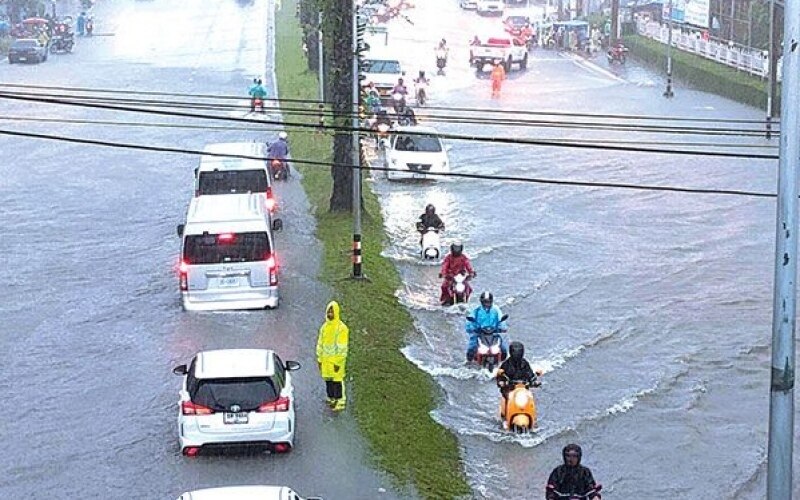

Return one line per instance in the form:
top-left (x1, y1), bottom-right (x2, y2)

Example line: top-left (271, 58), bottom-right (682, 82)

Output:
top-left (505, 56), bottom-right (512, 72)
top-left (520, 53), bottom-right (528, 70)
top-left (8, 58), bottom-right (13, 64)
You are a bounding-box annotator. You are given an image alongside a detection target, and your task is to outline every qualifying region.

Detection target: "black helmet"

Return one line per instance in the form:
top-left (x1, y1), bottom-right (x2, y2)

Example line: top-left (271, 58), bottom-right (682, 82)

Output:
top-left (563, 443), bottom-right (582, 465)
top-left (479, 291), bottom-right (493, 308)
top-left (450, 241), bottom-right (463, 256)
top-left (509, 341), bottom-right (524, 361)
top-left (425, 204), bottom-right (435, 214)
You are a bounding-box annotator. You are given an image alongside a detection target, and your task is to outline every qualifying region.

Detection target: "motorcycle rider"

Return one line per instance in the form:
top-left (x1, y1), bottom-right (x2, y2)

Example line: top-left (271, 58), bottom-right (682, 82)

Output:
top-left (546, 444), bottom-right (602, 500)
top-left (496, 342), bottom-right (539, 414)
top-left (364, 88), bottom-right (382, 115)
top-left (438, 241), bottom-right (475, 305)
top-left (607, 41), bottom-right (627, 61)
top-left (394, 97), bottom-right (418, 126)
top-left (413, 70), bottom-right (430, 103)
top-left (391, 78), bottom-right (408, 97)
top-left (435, 38), bottom-right (449, 74)
top-left (466, 292), bottom-right (508, 362)
top-left (416, 204), bottom-right (444, 243)
top-left (248, 78), bottom-right (268, 112)
top-left (267, 131), bottom-right (290, 177)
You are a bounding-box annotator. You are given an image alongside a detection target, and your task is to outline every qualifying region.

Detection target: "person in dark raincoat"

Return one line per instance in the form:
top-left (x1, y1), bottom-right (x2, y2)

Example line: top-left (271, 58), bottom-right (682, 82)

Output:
top-left (546, 444), bottom-right (602, 500)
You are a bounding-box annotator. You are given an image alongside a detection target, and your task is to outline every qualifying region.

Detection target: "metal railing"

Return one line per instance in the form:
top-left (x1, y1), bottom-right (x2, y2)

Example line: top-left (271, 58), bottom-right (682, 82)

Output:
top-left (636, 19), bottom-right (772, 78)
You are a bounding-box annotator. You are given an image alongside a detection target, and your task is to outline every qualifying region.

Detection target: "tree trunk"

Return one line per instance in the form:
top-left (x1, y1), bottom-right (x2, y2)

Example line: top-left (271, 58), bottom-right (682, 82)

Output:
top-left (327, 0), bottom-right (354, 212)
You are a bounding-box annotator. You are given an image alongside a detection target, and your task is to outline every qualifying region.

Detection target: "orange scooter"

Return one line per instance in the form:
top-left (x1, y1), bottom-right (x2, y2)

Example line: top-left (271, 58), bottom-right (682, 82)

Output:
top-left (497, 370), bottom-right (542, 432)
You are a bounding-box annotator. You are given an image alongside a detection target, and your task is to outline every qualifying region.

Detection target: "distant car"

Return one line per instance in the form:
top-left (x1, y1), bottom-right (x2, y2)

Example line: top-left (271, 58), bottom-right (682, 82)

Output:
top-left (476, 0), bottom-right (503, 16)
top-left (385, 125), bottom-right (450, 181)
top-left (177, 485), bottom-right (323, 500)
top-left (459, 0), bottom-right (478, 8)
top-left (8, 38), bottom-right (48, 64)
top-left (503, 15), bottom-right (531, 35)
top-left (173, 349), bottom-right (301, 456)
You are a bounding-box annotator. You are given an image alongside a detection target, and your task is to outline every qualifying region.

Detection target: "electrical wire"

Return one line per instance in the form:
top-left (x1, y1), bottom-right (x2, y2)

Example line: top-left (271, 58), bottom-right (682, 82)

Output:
top-left (0, 92), bottom-right (779, 159)
top-left (0, 127), bottom-right (778, 199)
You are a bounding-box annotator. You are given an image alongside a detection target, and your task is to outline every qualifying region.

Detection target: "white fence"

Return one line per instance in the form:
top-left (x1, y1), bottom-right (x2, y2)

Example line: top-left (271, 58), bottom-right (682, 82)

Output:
top-left (636, 20), bottom-right (772, 79)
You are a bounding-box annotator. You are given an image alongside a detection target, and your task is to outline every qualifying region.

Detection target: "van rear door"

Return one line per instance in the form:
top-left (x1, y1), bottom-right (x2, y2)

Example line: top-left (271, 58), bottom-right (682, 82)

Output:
top-left (182, 232), bottom-right (272, 291)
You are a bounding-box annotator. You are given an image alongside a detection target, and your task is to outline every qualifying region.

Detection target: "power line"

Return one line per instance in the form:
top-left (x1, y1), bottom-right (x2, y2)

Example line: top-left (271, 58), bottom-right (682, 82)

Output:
top-left (0, 127), bottom-right (777, 199)
top-left (0, 92), bottom-right (779, 159)
top-left (0, 114), bottom-right (777, 150)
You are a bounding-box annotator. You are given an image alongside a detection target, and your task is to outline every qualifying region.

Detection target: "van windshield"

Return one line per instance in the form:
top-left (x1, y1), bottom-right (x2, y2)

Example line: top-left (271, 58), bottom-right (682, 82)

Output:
top-left (183, 232), bottom-right (271, 264)
top-left (191, 377), bottom-right (278, 412)
top-left (363, 59), bottom-right (401, 74)
top-left (198, 170), bottom-right (268, 195)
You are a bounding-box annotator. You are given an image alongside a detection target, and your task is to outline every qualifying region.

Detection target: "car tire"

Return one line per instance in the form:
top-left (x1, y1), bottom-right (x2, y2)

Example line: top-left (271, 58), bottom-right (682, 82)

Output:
top-left (520, 53), bottom-right (528, 70)
top-left (505, 56), bottom-right (512, 72)
top-left (8, 58), bottom-right (13, 64)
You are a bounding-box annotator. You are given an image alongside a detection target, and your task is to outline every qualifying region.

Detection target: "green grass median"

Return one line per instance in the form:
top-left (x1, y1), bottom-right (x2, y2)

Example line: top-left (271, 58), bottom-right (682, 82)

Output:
top-left (274, 2), bottom-right (470, 499)
top-left (624, 34), bottom-right (774, 110)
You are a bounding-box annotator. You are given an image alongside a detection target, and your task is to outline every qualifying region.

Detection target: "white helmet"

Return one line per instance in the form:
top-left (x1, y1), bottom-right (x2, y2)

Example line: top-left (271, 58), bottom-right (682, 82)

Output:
top-left (278, 131), bottom-right (288, 140)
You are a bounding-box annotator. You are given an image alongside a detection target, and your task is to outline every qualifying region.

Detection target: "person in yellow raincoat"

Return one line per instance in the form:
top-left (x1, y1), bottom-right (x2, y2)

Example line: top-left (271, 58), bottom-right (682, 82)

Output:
top-left (316, 301), bottom-right (349, 411)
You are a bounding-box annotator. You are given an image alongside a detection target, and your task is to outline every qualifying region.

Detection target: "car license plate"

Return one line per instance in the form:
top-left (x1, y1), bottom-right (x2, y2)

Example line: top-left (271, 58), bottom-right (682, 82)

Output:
top-left (412, 172), bottom-right (426, 179)
top-left (223, 412), bottom-right (249, 425)
top-left (18, 57), bottom-right (26, 61)
top-left (219, 277), bottom-right (239, 287)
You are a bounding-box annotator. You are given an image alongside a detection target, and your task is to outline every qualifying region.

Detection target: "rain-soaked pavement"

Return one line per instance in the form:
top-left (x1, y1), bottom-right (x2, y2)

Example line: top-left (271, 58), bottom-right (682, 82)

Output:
top-left (369, 1), bottom-right (792, 499)
top-left (0, 0), bottom-right (406, 498)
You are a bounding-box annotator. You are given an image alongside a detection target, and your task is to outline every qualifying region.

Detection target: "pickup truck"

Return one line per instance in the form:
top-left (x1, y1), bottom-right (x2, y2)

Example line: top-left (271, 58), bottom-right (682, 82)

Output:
top-left (469, 35), bottom-right (528, 72)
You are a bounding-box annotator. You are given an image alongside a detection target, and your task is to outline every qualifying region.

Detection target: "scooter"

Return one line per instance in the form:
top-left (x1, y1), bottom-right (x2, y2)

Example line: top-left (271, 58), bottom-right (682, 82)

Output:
top-left (436, 57), bottom-right (447, 76)
top-left (549, 485), bottom-right (603, 499)
top-left (375, 121), bottom-right (391, 150)
top-left (498, 372), bottom-right (542, 432)
top-left (607, 45), bottom-right (628, 64)
top-left (85, 17), bottom-right (94, 36)
top-left (475, 328), bottom-right (506, 372)
top-left (417, 224), bottom-right (441, 260)
top-left (50, 34), bottom-right (74, 53)
top-left (252, 97), bottom-right (265, 113)
top-left (441, 271), bottom-right (472, 306)
top-left (271, 159), bottom-right (290, 180)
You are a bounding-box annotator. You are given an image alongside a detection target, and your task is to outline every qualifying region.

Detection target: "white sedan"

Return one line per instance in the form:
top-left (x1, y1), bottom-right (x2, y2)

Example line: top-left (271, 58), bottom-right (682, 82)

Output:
top-left (476, 0), bottom-right (503, 16)
top-left (384, 126), bottom-right (450, 181)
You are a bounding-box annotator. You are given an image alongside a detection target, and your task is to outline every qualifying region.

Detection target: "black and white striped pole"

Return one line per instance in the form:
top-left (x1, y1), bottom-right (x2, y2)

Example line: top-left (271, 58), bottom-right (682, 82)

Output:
top-left (352, 1), bottom-right (364, 279)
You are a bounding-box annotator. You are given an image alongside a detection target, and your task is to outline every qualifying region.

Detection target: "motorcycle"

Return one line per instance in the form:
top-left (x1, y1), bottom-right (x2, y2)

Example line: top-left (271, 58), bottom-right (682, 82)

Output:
top-left (607, 45), bottom-right (628, 64)
top-left (415, 80), bottom-right (428, 106)
top-left (549, 485), bottom-right (603, 499)
top-left (416, 223), bottom-right (442, 260)
top-left (436, 56), bottom-right (447, 76)
top-left (467, 315), bottom-right (508, 372)
top-left (50, 34), bottom-right (74, 53)
top-left (270, 158), bottom-right (290, 180)
top-left (375, 121), bottom-right (391, 150)
top-left (498, 372), bottom-right (541, 432)
top-left (251, 97), bottom-right (265, 113)
top-left (85, 17), bottom-right (94, 36)
top-left (441, 271), bottom-right (472, 306)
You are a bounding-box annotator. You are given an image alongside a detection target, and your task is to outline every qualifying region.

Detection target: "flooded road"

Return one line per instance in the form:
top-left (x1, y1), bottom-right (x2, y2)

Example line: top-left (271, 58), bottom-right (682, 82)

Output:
top-left (371, 1), bottom-right (788, 498)
top-left (0, 0), bottom-right (404, 498)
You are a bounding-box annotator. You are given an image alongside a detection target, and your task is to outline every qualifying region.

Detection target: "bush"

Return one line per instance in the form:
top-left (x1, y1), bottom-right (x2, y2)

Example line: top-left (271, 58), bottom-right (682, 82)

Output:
top-left (624, 34), bottom-right (776, 110)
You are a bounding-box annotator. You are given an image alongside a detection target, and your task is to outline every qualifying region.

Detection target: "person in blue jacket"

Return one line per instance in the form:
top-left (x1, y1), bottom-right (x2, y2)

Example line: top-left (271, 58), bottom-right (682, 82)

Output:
top-left (76, 12), bottom-right (86, 36)
top-left (465, 291), bottom-right (508, 362)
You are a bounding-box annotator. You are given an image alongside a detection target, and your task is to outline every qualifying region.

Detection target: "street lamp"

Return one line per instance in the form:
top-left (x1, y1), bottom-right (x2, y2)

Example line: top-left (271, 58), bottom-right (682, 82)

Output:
top-left (663, 0), bottom-right (675, 98)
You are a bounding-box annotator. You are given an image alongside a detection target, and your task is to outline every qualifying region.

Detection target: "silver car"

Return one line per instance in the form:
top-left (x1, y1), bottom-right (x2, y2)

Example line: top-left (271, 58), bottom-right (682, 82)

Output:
top-left (173, 349), bottom-right (301, 456)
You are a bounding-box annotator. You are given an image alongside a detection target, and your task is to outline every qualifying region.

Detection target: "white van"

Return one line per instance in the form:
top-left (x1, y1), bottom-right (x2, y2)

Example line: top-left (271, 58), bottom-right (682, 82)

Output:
top-left (362, 47), bottom-right (405, 97)
top-left (177, 194), bottom-right (282, 311)
top-left (194, 142), bottom-right (277, 213)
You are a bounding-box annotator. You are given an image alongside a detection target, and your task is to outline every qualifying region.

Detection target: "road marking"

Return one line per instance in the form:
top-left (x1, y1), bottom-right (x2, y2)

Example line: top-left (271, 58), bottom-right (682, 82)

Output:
top-left (560, 52), bottom-right (627, 83)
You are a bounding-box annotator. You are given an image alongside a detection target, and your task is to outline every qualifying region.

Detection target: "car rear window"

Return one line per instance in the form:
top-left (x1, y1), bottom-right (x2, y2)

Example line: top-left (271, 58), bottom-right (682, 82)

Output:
top-left (198, 169), bottom-right (268, 195)
top-left (183, 232), bottom-right (271, 264)
top-left (12, 40), bottom-right (38, 48)
top-left (394, 134), bottom-right (443, 153)
top-left (190, 377), bottom-right (278, 412)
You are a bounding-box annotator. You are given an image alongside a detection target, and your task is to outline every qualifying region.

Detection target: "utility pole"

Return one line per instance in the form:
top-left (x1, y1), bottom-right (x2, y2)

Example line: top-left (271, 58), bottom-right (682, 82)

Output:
top-left (663, 0), bottom-right (674, 98)
top-left (610, 0), bottom-right (619, 43)
top-left (766, 0), bottom-right (800, 496)
top-left (766, 0), bottom-right (779, 139)
top-left (318, 11), bottom-right (324, 102)
top-left (351, 3), bottom-right (363, 279)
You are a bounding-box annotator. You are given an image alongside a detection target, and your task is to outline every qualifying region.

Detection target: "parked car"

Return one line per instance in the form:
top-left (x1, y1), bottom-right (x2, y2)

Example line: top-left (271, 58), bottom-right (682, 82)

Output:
top-left (459, 0), bottom-right (478, 8)
top-left (178, 486), bottom-right (322, 500)
top-left (385, 125), bottom-right (450, 181)
top-left (8, 38), bottom-right (48, 63)
top-left (173, 349), bottom-right (301, 456)
top-left (476, 0), bottom-right (503, 16)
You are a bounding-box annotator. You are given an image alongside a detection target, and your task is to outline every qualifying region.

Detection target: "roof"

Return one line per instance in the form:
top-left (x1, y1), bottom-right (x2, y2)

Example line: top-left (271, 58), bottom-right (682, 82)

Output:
top-left (180, 485), bottom-right (289, 500)
top-left (184, 194), bottom-right (269, 235)
top-left (393, 125), bottom-right (439, 135)
top-left (199, 143), bottom-right (267, 172)
top-left (193, 349), bottom-right (276, 379)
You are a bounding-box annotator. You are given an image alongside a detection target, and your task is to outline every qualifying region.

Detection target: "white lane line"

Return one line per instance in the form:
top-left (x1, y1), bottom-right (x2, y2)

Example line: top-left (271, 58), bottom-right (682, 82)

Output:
top-left (560, 52), bottom-right (627, 84)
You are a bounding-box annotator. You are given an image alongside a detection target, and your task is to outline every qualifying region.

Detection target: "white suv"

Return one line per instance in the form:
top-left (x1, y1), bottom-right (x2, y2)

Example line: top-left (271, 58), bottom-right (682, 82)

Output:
top-left (178, 486), bottom-right (322, 500)
top-left (477, 0), bottom-right (503, 16)
top-left (173, 349), bottom-right (301, 456)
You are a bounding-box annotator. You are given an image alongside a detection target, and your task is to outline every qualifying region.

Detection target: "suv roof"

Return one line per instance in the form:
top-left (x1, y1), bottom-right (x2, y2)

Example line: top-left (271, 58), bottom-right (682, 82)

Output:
top-left (184, 193), bottom-right (269, 235)
top-left (199, 142), bottom-right (267, 172)
top-left (193, 349), bottom-right (276, 379)
top-left (180, 485), bottom-right (290, 500)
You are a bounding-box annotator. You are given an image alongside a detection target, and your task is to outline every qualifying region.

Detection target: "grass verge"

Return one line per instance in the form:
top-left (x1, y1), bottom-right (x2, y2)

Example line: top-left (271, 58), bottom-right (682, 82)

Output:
top-left (274, 2), bottom-right (470, 499)
top-left (624, 34), bottom-right (775, 110)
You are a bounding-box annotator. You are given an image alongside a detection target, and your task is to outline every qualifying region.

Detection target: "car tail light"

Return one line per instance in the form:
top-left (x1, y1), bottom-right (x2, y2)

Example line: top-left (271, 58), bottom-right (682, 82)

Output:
top-left (272, 442), bottom-right (291, 453)
top-left (179, 260), bottom-right (189, 291)
top-left (266, 256), bottom-right (278, 285)
top-left (182, 446), bottom-right (201, 457)
top-left (181, 401), bottom-right (214, 415)
top-left (265, 196), bottom-right (276, 212)
top-left (257, 396), bottom-right (290, 413)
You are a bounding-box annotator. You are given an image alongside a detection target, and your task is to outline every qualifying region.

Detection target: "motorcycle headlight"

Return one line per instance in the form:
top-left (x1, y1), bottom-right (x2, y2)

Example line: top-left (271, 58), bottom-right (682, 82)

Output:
top-left (377, 124), bottom-right (390, 133)
top-left (514, 390), bottom-right (531, 407)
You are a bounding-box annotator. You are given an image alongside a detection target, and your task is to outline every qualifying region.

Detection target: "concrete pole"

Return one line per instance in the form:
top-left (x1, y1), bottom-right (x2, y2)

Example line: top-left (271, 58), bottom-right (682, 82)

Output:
top-left (610, 0), bottom-right (619, 43)
top-left (318, 11), bottom-right (324, 102)
top-left (766, 0), bottom-right (800, 496)
top-left (663, 0), bottom-right (674, 97)
top-left (766, 0), bottom-right (778, 139)
top-left (351, 2), bottom-right (363, 279)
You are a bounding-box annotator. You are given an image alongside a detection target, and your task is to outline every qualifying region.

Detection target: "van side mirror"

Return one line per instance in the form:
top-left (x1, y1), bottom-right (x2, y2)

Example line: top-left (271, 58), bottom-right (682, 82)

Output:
top-left (500, 314), bottom-right (509, 322)
top-left (173, 364), bottom-right (188, 375)
top-left (176, 224), bottom-right (185, 237)
top-left (285, 360), bottom-right (301, 371)
top-left (193, 167), bottom-right (198, 178)
top-left (272, 219), bottom-right (283, 232)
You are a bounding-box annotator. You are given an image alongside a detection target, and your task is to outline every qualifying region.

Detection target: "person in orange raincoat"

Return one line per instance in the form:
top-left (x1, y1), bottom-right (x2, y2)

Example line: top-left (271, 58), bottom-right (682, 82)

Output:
top-left (491, 61), bottom-right (506, 98)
